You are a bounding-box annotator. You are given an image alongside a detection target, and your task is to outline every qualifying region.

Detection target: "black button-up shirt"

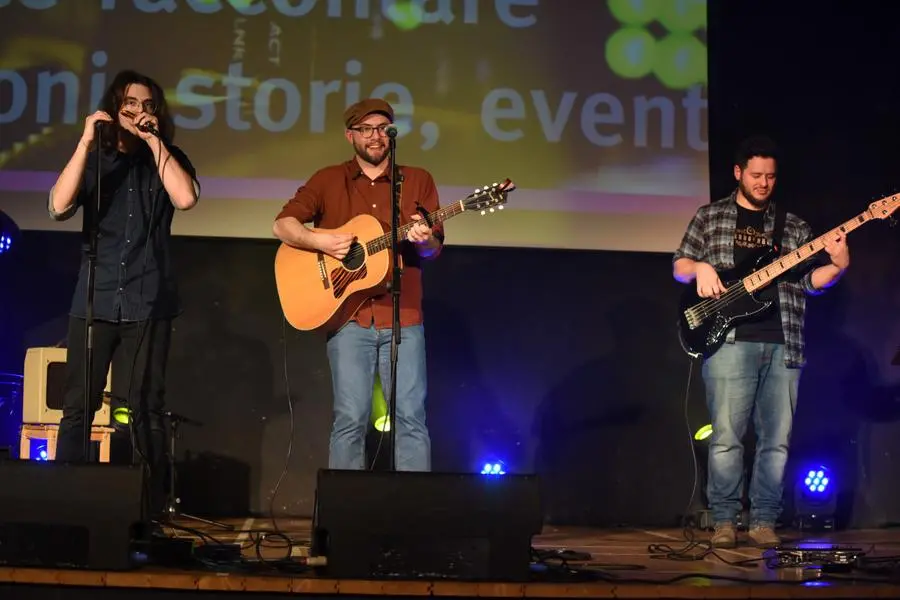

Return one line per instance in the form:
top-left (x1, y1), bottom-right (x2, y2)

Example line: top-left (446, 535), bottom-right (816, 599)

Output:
top-left (50, 144), bottom-right (197, 322)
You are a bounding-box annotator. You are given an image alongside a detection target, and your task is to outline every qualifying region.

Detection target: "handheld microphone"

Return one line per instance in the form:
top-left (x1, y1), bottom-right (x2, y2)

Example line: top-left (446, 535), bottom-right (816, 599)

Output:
top-left (385, 124), bottom-right (399, 138)
top-left (135, 121), bottom-right (160, 136)
top-left (120, 110), bottom-right (160, 137)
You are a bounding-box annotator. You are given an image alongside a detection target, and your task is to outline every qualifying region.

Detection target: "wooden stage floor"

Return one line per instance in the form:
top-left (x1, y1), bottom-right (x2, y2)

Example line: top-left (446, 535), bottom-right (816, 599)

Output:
top-left (2, 517), bottom-right (900, 599)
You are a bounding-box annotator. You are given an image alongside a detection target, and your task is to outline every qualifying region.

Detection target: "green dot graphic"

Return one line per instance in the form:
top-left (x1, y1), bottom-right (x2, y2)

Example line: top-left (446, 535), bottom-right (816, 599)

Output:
top-left (387, 1), bottom-right (424, 30)
top-left (608, 0), bottom-right (660, 26)
top-left (606, 27), bottom-right (657, 79)
top-left (652, 34), bottom-right (707, 89)
top-left (657, 0), bottom-right (706, 33)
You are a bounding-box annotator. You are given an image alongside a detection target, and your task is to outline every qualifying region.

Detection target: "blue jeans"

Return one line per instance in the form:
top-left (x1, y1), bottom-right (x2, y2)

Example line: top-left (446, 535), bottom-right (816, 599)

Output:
top-left (325, 322), bottom-right (430, 471)
top-left (702, 342), bottom-right (800, 527)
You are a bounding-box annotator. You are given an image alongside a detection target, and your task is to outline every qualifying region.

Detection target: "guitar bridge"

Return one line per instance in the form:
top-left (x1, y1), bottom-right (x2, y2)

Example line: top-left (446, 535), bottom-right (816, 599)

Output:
top-left (317, 253), bottom-right (330, 289)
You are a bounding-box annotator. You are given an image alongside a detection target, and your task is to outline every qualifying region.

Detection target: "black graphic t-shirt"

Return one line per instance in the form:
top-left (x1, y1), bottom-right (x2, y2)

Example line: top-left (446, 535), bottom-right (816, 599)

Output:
top-left (733, 205), bottom-right (784, 343)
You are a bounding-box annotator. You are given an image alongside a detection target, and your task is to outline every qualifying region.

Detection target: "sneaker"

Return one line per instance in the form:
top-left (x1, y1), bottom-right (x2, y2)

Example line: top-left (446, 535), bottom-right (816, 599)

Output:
top-left (710, 522), bottom-right (736, 548)
top-left (748, 525), bottom-right (781, 548)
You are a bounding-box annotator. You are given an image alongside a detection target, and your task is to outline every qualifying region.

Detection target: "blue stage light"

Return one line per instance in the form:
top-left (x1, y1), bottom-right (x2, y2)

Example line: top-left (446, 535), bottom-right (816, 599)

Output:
top-left (480, 461), bottom-right (506, 475)
top-left (794, 464), bottom-right (837, 530)
top-left (0, 210), bottom-right (19, 257)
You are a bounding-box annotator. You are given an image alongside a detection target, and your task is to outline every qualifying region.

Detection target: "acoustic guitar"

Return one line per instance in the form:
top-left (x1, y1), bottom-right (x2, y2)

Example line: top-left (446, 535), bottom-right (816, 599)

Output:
top-left (275, 179), bottom-right (515, 332)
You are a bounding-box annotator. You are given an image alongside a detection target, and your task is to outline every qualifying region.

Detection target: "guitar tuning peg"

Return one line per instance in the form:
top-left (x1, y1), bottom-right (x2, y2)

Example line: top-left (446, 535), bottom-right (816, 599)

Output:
top-left (497, 205), bottom-right (504, 210)
top-left (489, 207), bottom-right (494, 213)
top-left (480, 210), bottom-right (486, 215)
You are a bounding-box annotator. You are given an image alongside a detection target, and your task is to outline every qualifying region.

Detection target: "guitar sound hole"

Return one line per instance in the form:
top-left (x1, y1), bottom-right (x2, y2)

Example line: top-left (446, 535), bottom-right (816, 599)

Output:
top-left (341, 241), bottom-right (365, 271)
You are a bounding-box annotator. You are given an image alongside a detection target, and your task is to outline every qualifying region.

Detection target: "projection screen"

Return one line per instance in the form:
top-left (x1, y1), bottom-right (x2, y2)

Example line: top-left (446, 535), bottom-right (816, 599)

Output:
top-left (0, 0), bottom-right (709, 252)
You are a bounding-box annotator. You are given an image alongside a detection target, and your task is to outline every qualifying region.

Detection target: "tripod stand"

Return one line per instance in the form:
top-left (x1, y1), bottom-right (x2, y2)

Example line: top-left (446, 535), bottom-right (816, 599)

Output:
top-left (159, 410), bottom-right (232, 530)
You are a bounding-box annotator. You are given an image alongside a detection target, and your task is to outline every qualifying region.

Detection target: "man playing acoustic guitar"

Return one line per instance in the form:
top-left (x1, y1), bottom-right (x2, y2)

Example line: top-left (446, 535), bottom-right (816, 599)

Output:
top-left (273, 98), bottom-right (443, 471)
top-left (672, 135), bottom-right (849, 548)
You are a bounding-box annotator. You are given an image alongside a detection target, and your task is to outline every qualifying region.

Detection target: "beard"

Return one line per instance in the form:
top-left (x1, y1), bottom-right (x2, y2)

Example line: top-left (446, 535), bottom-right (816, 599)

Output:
top-left (354, 139), bottom-right (387, 166)
top-left (738, 179), bottom-right (771, 209)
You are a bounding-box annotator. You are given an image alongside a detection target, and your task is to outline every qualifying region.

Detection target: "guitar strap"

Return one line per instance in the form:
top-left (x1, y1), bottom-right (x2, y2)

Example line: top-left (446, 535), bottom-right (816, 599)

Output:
top-left (771, 201), bottom-right (786, 254)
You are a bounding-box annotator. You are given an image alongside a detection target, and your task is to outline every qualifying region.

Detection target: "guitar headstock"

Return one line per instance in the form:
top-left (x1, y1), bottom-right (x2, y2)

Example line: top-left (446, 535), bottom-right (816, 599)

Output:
top-left (869, 193), bottom-right (899, 220)
top-left (461, 179), bottom-right (516, 215)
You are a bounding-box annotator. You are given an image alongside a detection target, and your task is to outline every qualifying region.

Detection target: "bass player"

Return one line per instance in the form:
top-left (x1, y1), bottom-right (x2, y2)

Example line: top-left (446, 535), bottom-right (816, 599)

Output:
top-left (672, 135), bottom-right (849, 548)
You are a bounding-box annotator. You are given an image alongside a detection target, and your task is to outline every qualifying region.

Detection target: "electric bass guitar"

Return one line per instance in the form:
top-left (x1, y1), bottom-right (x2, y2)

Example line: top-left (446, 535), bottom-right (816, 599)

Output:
top-left (274, 179), bottom-right (516, 332)
top-left (677, 194), bottom-right (898, 358)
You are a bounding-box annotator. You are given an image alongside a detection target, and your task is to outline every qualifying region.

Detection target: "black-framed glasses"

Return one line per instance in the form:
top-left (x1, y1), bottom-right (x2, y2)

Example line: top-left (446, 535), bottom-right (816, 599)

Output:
top-left (350, 124), bottom-right (390, 138)
top-left (123, 97), bottom-right (157, 114)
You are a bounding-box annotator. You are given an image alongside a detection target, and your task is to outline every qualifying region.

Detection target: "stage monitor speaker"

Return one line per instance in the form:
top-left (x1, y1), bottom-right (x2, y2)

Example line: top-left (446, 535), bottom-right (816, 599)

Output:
top-left (0, 460), bottom-right (144, 570)
top-left (311, 469), bottom-right (542, 582)
top-left (23, 347), bottom-right (111, 426)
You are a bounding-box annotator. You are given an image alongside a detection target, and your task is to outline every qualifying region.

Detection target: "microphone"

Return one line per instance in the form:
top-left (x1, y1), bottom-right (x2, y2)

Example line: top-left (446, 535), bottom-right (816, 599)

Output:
top-left (385, 124), bottom-right (399, 138)
top-left (120, 110), bottom-right (161, 137)
top-left (135, 121), bottom-right (160, 136)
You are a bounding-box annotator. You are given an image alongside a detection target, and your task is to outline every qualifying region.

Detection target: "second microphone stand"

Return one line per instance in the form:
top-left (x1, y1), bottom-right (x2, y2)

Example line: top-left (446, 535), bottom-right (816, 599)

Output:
top-left (386, 126), bottom-right (401, 471)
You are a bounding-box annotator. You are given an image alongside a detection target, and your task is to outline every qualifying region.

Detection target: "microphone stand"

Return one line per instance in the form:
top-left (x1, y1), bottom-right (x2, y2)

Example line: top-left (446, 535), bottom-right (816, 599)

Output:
top-left (82, 121), bottom-right (104, 460)
top-left (386, 126), bottom-right (401, 471)
top-left (157, 409), bottom-right (232, 530)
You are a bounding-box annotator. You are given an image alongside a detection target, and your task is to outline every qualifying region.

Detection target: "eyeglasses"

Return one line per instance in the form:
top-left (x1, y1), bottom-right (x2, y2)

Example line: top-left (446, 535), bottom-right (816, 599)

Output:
top-left (123, 97), bottom-right (157, 115)
top-left (350, 124), bottom-right (390, 138)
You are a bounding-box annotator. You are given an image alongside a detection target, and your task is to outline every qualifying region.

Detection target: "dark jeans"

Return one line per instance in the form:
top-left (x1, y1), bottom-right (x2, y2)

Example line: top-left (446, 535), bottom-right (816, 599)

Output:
top-left (56, 316), bottom-right (172, 520)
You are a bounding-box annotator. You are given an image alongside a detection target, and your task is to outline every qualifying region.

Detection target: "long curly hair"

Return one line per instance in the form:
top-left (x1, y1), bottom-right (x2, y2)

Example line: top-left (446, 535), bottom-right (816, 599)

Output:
top-left (95, 70), bottom-right (175, 150)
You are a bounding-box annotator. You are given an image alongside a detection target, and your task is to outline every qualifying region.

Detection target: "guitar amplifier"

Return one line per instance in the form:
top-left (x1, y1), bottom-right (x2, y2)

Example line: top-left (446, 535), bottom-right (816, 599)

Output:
top-left (23, 347), bottom-right (111, 426)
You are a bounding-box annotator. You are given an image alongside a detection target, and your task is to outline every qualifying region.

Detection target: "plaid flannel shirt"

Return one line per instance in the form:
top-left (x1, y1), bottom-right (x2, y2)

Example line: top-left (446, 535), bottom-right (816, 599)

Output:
top-left (673, 192), bottom-right (825, 368)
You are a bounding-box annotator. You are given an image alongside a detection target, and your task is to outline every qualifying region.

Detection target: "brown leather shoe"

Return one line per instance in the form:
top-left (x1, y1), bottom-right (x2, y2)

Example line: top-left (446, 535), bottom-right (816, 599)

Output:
top-left (748, 525), bottom-right (781, 548)
top-left (710, 522), bottom-right (736, 548)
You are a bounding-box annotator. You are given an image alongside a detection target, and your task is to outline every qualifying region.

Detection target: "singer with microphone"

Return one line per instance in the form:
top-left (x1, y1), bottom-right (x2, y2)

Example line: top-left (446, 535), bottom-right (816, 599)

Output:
top-left (47, 70), bottom-right (200, 524)
top-left (273, 98), bottom-right (443, 472)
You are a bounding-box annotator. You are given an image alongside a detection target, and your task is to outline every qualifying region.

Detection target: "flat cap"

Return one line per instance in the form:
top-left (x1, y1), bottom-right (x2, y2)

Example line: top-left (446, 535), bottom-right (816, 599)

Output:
top-left (343, 98), bottom-right (394, 128)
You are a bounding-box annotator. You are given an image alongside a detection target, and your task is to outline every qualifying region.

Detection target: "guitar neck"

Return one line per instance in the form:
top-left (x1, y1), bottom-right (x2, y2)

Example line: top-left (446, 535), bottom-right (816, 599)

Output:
top-left (365, 201), bottom-right (465, 255)
top-left (743, 210), bottom-right (870, 292)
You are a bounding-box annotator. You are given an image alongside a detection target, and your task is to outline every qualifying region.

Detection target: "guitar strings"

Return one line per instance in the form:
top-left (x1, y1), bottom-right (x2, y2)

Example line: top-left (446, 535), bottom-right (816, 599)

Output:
top-left (317, 182), bottom-right (512, 272)
top-left (689, 282), bottom-right (751, 319)
top-left (318, 204), bottom-right (461, 271)
top-left (687, 206), bottom-right (894, 324)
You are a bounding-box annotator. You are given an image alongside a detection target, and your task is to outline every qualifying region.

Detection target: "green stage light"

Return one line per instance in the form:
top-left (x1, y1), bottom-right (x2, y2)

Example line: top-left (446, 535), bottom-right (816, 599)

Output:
top-left (694, 423), bottom-right (712, 442)
top-left (608, 0), bottom-right (660, 27)
top-left (652, 33), bottom-right (706, 90)
top-left (606, 27), bottom-right (657, 79)
top-left (371, 374), bottom-right (391, 433)
top-left (113, 406), bottom-right (131, 426)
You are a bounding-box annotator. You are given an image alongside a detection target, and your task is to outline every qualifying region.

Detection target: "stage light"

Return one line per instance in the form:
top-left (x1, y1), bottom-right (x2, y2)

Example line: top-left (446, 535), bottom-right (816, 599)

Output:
top-left (804, 468), bottom-right (831, 494)
top-left (794, 464), bottom-right (837, 530)
top-left (28, 438), bottom-right (49, 461)
top-left (113, 406), bottom-right (131, 426)
top-left (481, 461), bottom-right (506, 475)
top-left (0, 209), bottom-right (19, 258)
top-left (694, 423), bottom-right (712, 442)
top-left (370, 374), bottom-right (390, 433)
